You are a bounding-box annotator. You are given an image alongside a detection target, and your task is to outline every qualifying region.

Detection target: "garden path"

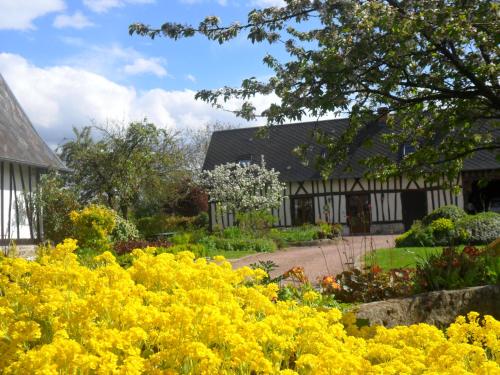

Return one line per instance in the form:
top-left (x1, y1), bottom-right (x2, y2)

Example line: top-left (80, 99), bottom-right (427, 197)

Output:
top-left (230, 235), bottom-right (397, 284)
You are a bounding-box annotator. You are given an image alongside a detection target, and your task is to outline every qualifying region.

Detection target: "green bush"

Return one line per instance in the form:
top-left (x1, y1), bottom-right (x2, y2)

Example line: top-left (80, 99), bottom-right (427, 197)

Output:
top-left (37, 173), bottom-right (80, 244)
top-left (270, 225), bottom-right (320, 243)
top-left (415, 246), bottom-right (499, 292)
top-left (193, 212), bottom-right (209, 229)
top-left (201, 236), bottom-right (276, 253)
top-left (111, 214), bottom-right (140, 242)
top-left (457, 212), bottom-right (500, 245)
top-left (236, 210), bottom-right (275, 232)
top-left (222, 226), bottom-right (243, 239)
top-left (429, 218), bottom-right (457, 246)
top-left (395, 221), bottom-right (435, 247)
top-left (171, 232), bottom-right (193, 245)
top-left (422, 205), bottom-right (466, 226)
top-left (69, 205), bottom-right (116, 251)
top-left (135, 215), bottom-right (196, 239)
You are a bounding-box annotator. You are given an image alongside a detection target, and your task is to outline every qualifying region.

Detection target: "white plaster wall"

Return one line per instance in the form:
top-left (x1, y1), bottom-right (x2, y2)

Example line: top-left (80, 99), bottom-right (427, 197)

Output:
top-left (1, 162), bottom-right (38, 242)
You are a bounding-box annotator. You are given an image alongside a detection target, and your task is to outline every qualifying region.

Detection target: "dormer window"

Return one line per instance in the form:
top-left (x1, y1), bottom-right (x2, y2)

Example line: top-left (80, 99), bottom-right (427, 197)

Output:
top-left (402, 144), bottom-right (416, 156)
top-left (237, 154), bottom-right (253, 167)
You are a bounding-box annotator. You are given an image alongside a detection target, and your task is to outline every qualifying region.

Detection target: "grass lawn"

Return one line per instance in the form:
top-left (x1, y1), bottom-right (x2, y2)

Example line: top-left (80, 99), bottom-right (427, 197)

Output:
top-left (365, 247), bottom-right (444, 270)
top-left (365, 245), bottom-right (484, 270)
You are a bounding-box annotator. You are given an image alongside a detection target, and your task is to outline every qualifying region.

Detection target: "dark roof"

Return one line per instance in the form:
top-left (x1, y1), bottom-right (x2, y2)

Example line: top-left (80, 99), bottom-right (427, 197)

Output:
top-left (203, 119), bottom-right (499, 181)
top-left (0, 74), bottom-right (67, 170)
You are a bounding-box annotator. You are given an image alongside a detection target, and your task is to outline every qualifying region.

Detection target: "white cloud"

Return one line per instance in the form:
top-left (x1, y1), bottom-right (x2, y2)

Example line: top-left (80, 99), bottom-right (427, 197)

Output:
top-left (123, 57), bottom-right (167, 77)
top-left (83, 0), bottom-right (154, 13)
top-left (53, 11), bottom-right (93, 29)
top-left (60, 43), bottom-right (169, 79)
top-left (0, 0), bottom-right (65, 30)
top-left (186, 74), bottom-right (197, 83)
top-left (0, 53), bottom-right (274, 146)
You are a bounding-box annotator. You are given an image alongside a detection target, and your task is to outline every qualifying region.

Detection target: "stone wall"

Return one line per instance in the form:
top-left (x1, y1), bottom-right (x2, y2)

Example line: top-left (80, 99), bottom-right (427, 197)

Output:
top-left (354, 285), bottom-right (500, 328)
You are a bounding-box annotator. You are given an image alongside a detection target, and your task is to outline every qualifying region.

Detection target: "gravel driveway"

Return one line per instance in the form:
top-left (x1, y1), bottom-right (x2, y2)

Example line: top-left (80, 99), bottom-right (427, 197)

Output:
top-left (230, 235), bottom-right (397, 283)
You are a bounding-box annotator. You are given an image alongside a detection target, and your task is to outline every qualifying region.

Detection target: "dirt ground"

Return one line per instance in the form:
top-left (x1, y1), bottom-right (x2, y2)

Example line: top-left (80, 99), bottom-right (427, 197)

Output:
top-left (230, 235), bottom-right (397, 283)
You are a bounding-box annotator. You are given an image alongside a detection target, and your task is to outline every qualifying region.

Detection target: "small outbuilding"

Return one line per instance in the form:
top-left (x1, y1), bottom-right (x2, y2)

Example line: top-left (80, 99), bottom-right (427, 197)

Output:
top-left (0, 74), bottom-right (67, 246)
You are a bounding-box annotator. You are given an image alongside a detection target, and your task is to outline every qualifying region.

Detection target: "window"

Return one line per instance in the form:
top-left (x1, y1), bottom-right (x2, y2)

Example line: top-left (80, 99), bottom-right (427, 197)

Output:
top-left (291, 197), bottom-right (315, 226)
top-left (402, 144), bottom-right (416, 156)
top-left (236, 154), bottom-right (253, 167)
top-left (237, 159), bottom-right (252, 167)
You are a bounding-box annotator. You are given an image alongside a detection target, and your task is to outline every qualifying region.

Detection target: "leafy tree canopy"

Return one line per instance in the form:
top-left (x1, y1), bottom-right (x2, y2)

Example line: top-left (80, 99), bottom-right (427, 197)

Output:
top-left (130, 0), bottom-right (499, 184)
top-left (58, 121), bottom-right (190, 218)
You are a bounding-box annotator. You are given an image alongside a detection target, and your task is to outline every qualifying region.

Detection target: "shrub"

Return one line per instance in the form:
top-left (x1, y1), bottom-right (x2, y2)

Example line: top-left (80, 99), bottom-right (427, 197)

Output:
top-left (457, 212), bottom-right (500, 244)
top-left (317, 222), bottom-right (343, 239)
top-left (222, 226), bottom-right (243, 239)
top-left (111, 214), bottom-right (140, 242)
top-left (192, 211), bottom-right (209, 229)
top-left (36, 173), bottom-right (80, 243)
top-left (170, 232), bottom-right (192, 245)
top-left (202, 236), bottom-right (276, 253)
top-left (135, 215), bottom-right (196, 239)
top-left (2, 244), bottom-right (497, 373)
top-left (395, 221), bottom-right (435, 247)
top-left (422, 205), bottom-right (467, 225)
top-left (429, 218), bottom-right (456, 246)
top-left (270, 225), bottom-right (320, 243)
top-left (236, 210), bottom-right (275, 232)
top-left (69, 205), bottom-right (116, 251)
top-left (415, 246), bottom-right (500, 292)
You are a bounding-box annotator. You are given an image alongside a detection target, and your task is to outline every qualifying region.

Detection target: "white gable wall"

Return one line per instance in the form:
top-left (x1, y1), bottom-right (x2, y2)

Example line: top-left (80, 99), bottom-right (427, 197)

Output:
top-left (1, 161), bottom-right (40, 244)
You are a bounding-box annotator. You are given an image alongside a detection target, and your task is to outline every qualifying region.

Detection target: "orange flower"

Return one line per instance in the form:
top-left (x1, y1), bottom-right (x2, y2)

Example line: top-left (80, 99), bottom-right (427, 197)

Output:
top-left (283, 266), bottom-right (309, 284)
top-left (320, 275), bottom-right (341, 291)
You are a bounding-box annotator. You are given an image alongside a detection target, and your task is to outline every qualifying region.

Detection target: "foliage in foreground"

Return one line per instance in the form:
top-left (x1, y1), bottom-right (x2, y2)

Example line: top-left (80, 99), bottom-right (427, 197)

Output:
top-left (415, 246), bottom-right (500, 292)
top-left (1, 240), bottom-right (499, 374)
top-left (131, 0), bottom-right (499, 183)
top-left (396, 206), bottom-right (500, 247)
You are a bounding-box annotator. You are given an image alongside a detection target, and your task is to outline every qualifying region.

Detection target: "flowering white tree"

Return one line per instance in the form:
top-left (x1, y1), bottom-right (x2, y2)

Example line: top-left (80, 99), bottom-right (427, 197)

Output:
top-left (201, 157), bottom-right (285, 214)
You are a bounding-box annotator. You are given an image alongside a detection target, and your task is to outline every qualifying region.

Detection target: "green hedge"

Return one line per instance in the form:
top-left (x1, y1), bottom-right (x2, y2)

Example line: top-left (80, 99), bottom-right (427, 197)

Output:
top-left (396, 207), bottom-right (500, 247)
top-left (421, 205), bottom-right (467, 225)
top-left (200, 236), bottom-right (276, 253)
top-left (457, 212), bottom-right (500, 245)
top-left (135, 214), bottom-right (207, 239)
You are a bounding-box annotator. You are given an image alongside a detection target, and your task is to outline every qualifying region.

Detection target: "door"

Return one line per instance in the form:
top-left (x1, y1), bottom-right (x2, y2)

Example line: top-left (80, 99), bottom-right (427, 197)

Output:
top-left (346, 194), bottom-right (371, 234)
top-left (291, 197), bottom-right (315, 226)
top-left (401, 191), bottom-right (428, 230)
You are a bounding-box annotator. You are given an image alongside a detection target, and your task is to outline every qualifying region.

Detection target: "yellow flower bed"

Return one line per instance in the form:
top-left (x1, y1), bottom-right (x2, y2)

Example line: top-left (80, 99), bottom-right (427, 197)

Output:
top-left (0, 239), bottom-right (499, 374)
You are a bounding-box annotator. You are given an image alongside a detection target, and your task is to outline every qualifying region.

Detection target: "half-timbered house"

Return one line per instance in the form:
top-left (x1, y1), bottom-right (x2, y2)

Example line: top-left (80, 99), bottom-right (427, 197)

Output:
top-left (203, 118), bottom-right (500, 234)
top-left (0, 74), bottom-right (67, 246)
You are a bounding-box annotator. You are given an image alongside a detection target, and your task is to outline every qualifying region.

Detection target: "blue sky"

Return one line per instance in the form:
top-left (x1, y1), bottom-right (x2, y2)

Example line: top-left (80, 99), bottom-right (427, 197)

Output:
top-left (0, 0), bottom-right (287, 146)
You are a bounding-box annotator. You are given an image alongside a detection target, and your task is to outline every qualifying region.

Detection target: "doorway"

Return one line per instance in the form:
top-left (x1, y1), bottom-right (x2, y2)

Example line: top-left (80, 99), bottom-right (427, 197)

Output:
top-left (291, 197), bottom-right (315, 226)
top-left (346, 194), bottom-right (371, 234)
top-left (401, 190), bottom-right (428, 230)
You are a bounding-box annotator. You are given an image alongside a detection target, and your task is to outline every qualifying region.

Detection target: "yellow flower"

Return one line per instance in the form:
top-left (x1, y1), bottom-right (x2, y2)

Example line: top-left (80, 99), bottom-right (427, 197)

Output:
top-left (0, 238), bottom-right (498, 374)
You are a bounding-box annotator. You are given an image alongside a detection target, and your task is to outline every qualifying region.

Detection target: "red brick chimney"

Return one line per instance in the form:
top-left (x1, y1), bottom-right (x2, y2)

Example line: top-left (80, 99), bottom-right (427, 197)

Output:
top-left (377, 107), bottom-right (389, 124)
